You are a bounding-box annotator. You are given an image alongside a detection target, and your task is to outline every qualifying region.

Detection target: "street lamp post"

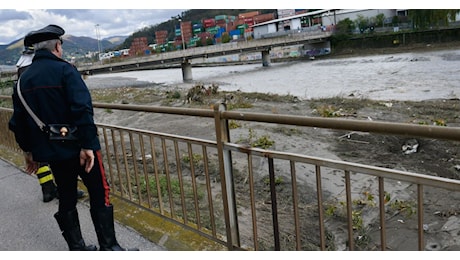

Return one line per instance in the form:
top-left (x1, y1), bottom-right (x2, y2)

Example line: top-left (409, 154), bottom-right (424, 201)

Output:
top-left (95, 24), bottom-right (102, 64)
top-left (177, 16), bottom-right (186, 50)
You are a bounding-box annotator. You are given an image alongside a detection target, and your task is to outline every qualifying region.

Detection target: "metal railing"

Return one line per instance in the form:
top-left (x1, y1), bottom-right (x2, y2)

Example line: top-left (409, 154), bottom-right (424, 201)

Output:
top-left (2, 96), bottom-right (460, 251)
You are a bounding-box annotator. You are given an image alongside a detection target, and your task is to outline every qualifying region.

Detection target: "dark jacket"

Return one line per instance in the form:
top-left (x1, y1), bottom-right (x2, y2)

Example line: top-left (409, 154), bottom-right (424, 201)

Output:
top-left (9, 49), bottom-right (100, 162)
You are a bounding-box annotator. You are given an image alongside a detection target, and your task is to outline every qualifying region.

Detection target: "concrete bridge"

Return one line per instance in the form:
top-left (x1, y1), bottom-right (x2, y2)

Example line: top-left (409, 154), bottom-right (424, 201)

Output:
top-left (77, 30), bottom-right (333, 82)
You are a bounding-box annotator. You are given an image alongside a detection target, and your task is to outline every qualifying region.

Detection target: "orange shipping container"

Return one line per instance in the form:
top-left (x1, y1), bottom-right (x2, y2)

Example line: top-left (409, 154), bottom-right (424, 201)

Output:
top-left (238, 11), bottom-right (259, 19)
top-left (155, 30), bottom-right (168, 36)
top-left (254, 13), bottom-right (275, 23)
top-left (181, 23), bottom-right (192, 29)
top-left (295, 10), bottom-right (308, 15)
top-left (234, 19), bottom-right (244, 26)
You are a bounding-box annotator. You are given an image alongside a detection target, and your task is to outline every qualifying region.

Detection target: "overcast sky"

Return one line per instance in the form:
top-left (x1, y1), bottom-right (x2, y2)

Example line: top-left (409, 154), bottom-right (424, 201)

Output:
top-left (0, 9), bottom-right (188, 45)
top-left (0, 1), bottom-right (454, 45)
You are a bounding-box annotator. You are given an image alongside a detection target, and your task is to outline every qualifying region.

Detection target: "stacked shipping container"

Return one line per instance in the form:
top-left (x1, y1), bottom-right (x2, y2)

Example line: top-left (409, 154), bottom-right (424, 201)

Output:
top-left (155, 30), bottom-right (168, 45)
top-left (253, 13), bottom-right (275, 24)
top-left (175, 21), bottom-right (193, 49)
top-left (141, 10), bottom-right (279, 53)
top-left (129, 37), bottom-right (150, 56)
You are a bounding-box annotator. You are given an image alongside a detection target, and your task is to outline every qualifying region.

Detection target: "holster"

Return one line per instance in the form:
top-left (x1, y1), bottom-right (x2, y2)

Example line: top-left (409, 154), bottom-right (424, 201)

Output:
top-left (47, 124), bottom-right (78, 141)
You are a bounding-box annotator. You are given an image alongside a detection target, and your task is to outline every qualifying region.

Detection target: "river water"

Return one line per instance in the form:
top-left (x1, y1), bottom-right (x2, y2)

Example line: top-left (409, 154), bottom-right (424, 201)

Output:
top-left (86, 48), bottom-right (460, 101)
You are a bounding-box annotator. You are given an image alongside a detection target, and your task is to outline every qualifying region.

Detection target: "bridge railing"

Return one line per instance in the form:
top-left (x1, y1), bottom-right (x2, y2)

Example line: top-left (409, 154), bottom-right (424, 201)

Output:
top-left (1, 96), bottom-right (460, 251)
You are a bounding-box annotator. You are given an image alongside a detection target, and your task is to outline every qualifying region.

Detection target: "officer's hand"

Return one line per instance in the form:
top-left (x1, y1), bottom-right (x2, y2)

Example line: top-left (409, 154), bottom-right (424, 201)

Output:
top-left (80, 149), bottom-right (95, 173)
top-left (24, 152), bottom-right (38, 175)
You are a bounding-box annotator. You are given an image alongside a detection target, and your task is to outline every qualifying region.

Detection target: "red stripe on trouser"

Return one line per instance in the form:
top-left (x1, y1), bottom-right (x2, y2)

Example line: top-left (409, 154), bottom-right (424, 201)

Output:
top-left (95, 150), bottom-right (111, 206)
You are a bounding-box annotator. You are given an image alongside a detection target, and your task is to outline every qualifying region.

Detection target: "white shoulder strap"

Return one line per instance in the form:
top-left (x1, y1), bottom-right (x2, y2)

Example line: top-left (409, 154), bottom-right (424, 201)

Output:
top-left (16, 77), bottom-right (47, 131)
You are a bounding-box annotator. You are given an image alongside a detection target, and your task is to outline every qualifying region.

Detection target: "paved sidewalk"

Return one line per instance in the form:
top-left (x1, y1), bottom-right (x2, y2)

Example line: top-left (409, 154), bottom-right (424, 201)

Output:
top-left (0, 158), bottom-right (166, 251)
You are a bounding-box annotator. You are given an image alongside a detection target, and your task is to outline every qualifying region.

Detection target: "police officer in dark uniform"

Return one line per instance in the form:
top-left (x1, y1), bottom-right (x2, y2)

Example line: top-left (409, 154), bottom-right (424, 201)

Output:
top-left (15, 40), bottom-right (85, 203)
top-left (9, 24), bottom-right (138, 251)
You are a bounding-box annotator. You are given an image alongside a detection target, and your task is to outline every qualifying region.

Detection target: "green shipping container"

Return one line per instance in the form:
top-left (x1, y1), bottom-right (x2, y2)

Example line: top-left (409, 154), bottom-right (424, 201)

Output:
top-left (215, 15), bottom-right (228, 20)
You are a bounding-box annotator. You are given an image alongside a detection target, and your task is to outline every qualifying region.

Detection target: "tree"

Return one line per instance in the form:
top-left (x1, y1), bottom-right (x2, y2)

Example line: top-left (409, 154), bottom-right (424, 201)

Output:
top-left (392, 16), bottom-right (400, 27)
top-left (335, 18), bottom-right (355, 35)
top-left (375, 13), bottom-right (385, 27)
top-left (355, 14), bottom-right (369, 33)
top-left (222, 33), bottom-right (231, 44)
top-left (409, 9), bottom-right (460, 29)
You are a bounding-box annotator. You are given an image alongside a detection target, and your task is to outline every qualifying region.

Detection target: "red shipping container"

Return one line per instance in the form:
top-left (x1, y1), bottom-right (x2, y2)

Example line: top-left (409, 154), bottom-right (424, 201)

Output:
top-left (197, 32), bottom-right (211, 37)
top-left (203, 18), bottom-right (215, 24)
top-left (244, 17), bottom-right (254, 23)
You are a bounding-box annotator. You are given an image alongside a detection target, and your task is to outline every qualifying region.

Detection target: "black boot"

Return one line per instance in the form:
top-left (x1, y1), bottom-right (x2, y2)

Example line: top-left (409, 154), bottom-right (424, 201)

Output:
top-left (77, 189), bottom-right (85, 199)
top-left (90, 204), bottom-right (139, 251)
top-left (36, 165), bottom-right (57, 202)
top-left (41, 181), bottom-right (57, 202)
top-left (54, 209), bottom-right (98, 251)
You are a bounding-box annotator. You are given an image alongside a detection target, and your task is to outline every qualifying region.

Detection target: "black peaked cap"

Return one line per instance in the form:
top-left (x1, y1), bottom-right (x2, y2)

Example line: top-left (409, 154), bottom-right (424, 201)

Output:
top-left (24, 24), bottom-right (65, 46)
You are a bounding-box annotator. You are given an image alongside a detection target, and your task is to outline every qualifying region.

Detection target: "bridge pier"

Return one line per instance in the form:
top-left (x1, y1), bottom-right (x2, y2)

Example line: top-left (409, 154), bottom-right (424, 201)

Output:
top-left (261, 50), bottom-right (271, 67)
top-left (181, 60), bottom-right (193, 82)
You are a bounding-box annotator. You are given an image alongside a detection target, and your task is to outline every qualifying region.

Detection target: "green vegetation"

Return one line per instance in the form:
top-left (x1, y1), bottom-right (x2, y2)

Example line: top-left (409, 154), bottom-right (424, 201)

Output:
top-left (228, 120), bottom-right (242, 129)
top-left (182, 153), bottom-right (203, 166)
top-left (263, 176), bottom-right (283, 186)
top-left (324, 190), bottom-right (416, 249)
top-left (247, 128), bottom-right (275, 149)
top-left (408, 10), bottom-right (460, 29)
top-left (0, 80), bottom-right (14, 108)
top-left (140, 175), bottom-right (181, 197)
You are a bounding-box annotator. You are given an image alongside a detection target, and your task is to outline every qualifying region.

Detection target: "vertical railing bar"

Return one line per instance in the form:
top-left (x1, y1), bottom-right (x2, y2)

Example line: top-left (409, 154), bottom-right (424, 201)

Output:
top-left (188, 143), bottom-right (201, 230)
top-left (162, 138), bottom-right (176, 218)
top-left (150, 136), bottom-right (164, 214)
top-left (101, 127), bottom-right (115, 191)
top-left (214, 103), bottom-right (238, 249)
top-left (112, 129), bottom-right (124, 197)
top-left (378, 176), bottom-right (387, 251)
top-left (417, 184), bottom-right (424, 251)
top-left (345, 170), bottom-right (354, 251)
top-left (202, 146), bottom-right (217, 237)
top-left (174, 140), bottom-right (187, 224)
top-left (120, 130), bottom-right (133, 200)
top-left (247, 154), bottom-right (259, 251)
top-left (290, 161), bottom-right (301, 250)
top-left (129, 132), bottom-right (142, 205)
top-left (315, 165), bottom-right (326, 250)
top-left (139, 134), bottom-right (152, 208)
top-left (268, 157), bottom-right (280, 250)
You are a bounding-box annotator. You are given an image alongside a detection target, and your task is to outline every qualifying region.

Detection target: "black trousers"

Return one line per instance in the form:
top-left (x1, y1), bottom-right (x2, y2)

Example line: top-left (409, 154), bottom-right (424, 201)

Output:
top-left (49, 150), bottom-right (111, 213)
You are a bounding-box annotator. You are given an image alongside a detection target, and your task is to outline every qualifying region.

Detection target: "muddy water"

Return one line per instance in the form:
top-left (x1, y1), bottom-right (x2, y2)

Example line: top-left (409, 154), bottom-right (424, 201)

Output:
top-left (86, 48), bottom-right (460, 101)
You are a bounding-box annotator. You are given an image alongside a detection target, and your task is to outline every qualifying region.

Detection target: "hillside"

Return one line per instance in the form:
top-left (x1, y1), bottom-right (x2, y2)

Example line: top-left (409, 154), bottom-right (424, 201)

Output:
top-left (0, 36), bottom-right (125, 66)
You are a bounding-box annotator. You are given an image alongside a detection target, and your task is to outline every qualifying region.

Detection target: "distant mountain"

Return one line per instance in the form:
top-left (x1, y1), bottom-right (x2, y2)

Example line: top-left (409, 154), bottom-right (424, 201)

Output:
top-left (105, 36), bottom-right (127, 45)
top-left (0, 35), bottom-right (127, 66)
